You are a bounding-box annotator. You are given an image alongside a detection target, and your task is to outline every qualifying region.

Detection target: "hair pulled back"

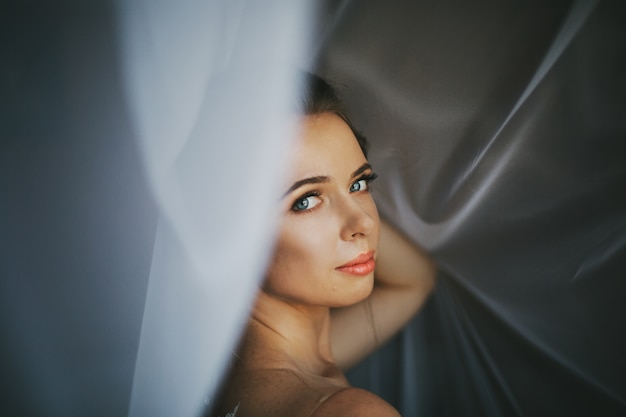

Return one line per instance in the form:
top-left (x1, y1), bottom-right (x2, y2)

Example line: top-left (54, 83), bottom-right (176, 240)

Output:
top-left (298, 72), bottom-right (368, 157)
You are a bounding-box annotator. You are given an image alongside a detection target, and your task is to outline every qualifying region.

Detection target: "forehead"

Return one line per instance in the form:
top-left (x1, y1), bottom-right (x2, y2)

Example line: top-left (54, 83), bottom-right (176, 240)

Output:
top-left (291, 113), bottom-right (367, 180)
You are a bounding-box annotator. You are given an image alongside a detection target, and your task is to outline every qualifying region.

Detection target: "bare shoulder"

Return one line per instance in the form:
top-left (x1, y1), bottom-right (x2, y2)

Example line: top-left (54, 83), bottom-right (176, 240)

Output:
top-left (311, 387), bottom-right (401, 417)
top-left (212, 368), bottom-right (350, 417)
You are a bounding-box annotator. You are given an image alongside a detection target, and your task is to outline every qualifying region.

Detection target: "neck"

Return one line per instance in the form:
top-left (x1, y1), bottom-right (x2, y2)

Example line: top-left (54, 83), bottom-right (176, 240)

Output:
top-left (239, 290), bottom-right (339, 377)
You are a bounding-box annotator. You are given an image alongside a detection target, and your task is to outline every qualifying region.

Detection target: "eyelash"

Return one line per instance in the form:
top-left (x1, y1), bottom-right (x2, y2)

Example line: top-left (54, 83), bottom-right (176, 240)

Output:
top-left (354, 172), bottom-right (379, 189)
top-left (290, 172), bottom-right (378, 213)
top-left (290, 191), bottom-right (322, 213)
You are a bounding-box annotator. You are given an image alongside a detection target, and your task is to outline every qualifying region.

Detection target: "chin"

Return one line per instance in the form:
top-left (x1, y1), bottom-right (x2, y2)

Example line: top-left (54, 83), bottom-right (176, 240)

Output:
top-left (333, 274), bottom-right (374, 307)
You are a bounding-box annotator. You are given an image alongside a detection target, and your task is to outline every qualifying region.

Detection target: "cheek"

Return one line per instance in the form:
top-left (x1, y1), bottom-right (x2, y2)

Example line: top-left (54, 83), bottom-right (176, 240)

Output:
top-left (264, 218), bottom-right (336, 291)
top-left (363, 196), bottom-right (381, 242)
top-left (275, 226), bottom-right (332, 272)
top-left (368, 199), bottom-right (380, 225)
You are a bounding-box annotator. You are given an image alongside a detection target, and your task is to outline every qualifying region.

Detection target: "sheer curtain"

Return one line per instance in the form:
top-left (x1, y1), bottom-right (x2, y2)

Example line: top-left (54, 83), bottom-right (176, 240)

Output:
top-left (2, 1), bottom-right (625, 416)
top-left (2, 1), bottom-right (312, 416)
top-left (117, 1), bottom-right (313, 416)
top-left (317, 1), bottom-right (626, 416)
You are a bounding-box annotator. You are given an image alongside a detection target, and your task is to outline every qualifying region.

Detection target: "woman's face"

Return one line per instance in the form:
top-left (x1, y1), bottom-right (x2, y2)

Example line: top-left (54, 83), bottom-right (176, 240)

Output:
top-left (263, 112), bottom-right (380, 308)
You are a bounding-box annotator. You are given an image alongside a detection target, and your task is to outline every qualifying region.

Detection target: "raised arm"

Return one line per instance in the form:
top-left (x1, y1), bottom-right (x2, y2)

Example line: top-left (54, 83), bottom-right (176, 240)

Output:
top-left (330, 220), bottom-right (436, 369)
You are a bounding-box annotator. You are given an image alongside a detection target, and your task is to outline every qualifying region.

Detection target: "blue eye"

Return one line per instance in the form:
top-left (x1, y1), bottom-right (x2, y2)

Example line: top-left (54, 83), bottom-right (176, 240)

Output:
top-left (350, 172), bottom-right (378, 193)
top-left (350, 179), bottom-right (368, 192)
top-left (291, 193), bottom-right (321, 212)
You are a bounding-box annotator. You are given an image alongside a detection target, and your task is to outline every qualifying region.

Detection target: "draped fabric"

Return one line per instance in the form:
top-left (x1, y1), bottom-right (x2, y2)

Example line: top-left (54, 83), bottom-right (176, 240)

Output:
top-left (117, 2), bottom-right (311, 416)
top-left (2, 1), bottom-right (625, 416)
top-left (2, 2), bottom-right (311, 416)
top-left (325, 2), bottom-right (626, 416)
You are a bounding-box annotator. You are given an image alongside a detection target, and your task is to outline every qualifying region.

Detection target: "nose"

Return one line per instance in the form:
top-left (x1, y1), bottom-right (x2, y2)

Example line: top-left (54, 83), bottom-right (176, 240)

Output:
top-left (339, 195), bottom-right (377, 241)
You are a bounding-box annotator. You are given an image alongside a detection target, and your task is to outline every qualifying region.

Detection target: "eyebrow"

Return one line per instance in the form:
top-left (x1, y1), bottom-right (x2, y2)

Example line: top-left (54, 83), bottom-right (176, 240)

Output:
top-left (282, 163), bottom-right (372, 198)
top-left (283, 176), bottom-right (330, 197)
top-left (351, 163), bottom-right (372, 179)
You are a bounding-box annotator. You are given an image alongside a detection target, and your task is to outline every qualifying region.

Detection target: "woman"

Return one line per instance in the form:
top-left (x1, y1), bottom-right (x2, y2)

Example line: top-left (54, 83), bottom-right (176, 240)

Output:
top-left (211, 74), bottom-right (436, 417)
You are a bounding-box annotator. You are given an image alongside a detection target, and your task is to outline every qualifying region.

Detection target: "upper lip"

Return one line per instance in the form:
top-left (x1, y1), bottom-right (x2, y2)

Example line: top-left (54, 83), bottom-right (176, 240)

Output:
top-left (337, 250), bottom-right (375, 268)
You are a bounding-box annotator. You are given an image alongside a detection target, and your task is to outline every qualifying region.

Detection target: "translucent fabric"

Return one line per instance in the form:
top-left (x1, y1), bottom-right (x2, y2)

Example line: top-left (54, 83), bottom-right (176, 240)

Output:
top-left (2, 1), bottom-right (625, 417)
top-left (117, 2), bottom-right (311, 416)
top-left (2, 1), bottom-right (311, 416)
top-left (318, 1), bottom-right (626, 416)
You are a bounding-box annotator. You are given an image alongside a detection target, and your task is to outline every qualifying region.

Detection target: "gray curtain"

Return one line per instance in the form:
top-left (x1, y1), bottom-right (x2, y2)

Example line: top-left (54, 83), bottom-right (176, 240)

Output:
top-left (319, 1), bottom-right (626, 416)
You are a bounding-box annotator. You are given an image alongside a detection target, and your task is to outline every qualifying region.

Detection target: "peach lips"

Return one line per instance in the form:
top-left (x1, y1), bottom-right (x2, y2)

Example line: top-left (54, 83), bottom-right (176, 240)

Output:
top-left (336, 251), bottom-right (376, 276)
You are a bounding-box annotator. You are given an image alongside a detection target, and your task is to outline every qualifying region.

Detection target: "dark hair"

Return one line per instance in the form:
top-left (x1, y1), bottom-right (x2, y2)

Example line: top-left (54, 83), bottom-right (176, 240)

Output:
top-left (298, 72), bottom-right (368, 157)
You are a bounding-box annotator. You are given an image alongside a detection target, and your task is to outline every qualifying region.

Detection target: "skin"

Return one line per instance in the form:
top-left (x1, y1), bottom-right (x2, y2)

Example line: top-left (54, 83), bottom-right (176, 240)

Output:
top-left (212, 113), bottom-right (436, 417)
top-left (263, 112), bottom-right (380, 310)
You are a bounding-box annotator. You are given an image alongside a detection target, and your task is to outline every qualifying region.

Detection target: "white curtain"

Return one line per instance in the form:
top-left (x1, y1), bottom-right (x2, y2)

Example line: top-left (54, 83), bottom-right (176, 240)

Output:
top-left (117, 1), bottom-right (313, 416)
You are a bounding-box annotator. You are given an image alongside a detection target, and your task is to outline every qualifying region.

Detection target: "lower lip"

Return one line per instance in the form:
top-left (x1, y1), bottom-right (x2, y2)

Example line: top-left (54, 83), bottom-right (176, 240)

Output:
top-left (336, 259), bottom-right (376, 276)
